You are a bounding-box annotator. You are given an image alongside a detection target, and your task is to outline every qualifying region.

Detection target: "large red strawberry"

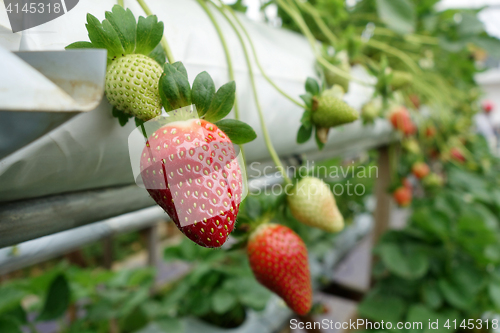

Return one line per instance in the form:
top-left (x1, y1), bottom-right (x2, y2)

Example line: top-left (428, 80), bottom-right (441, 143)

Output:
top-left (483, 100), bottom-right (494, 113)
top-left (393, 186), bottom-right (412, 207)
top-left (389, 106), bottom-right (416, 136)
top-left (138, 63), bottom-right (257, 248)
top-left (247, 224), bottom-right (312, 316)
top-left (412, 162), bottom-right (430, 179)
top-left (140, 119), bottom-right (242, 248)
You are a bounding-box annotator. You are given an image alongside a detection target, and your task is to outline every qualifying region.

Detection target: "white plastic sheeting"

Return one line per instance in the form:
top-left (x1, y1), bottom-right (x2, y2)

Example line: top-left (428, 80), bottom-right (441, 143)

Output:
top-left (0, 0), bottom-right (388, 202)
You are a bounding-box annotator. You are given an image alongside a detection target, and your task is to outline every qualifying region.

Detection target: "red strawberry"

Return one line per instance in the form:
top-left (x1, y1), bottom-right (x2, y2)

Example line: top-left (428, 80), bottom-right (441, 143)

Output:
top-left (393, 186), bottom-right (412, 207)
top-left (140, 119), bottom-right (242, 248)
top-left (247, 224), bottom-right (312, 316)
top-left (389, 107), bottom-right (416, 136)
top-left (412, 162), bottom-right (430, 179)
top-left (483, 100), bottom-right (494, 113)
top-left (450, 147), bottom-right (465, 163)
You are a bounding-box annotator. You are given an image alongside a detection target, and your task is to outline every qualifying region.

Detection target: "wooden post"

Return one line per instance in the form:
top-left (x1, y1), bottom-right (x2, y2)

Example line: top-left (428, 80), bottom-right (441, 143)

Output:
top-left (102, 236), bottom-right (114, 269)
top-left (373, 146), bottom-right (392, 244)
top-left (142, 225), bottom-right (159, 267)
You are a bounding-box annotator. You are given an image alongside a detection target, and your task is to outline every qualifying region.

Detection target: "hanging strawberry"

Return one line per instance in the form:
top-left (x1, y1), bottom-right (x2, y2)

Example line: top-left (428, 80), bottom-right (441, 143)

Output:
top-left (296, 78), bottom-right (358, 149)
top-left (140, 63), bottom-right (257, 248)
top-left (67, 5), bottom-right (166, 123)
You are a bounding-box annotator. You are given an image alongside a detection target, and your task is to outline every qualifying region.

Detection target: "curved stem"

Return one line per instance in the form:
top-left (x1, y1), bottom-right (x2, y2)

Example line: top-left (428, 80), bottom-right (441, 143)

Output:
top-left (276, 0), bottom-right (370, 87)
top-left (195, 0), bottom-right (247, 168)
top-left (136, 0), bottom-right (175, 63)
top-left (221, 4), bottom-right (306, 109)
top-left (211, 1), bottom-right (291, 184)
top-left (294, 0), bottom-right (337, 47)
top-left (366, 39), bottom-right (421, 74)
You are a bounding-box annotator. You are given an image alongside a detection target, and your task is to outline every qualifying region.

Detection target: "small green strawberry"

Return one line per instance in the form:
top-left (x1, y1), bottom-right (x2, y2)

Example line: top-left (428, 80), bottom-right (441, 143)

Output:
top-left (312, 87), bottom-right (359, 129)
top-left (67, 5), bottom-right (166, 122)
top-left (391, 71), bottom-right (413, 90)
top-left (296, 79), bottom-right (358, 149)
top-left (361, 98), bottom-right (382, 124)
top-left (287, 177), bottom-right (344, 233)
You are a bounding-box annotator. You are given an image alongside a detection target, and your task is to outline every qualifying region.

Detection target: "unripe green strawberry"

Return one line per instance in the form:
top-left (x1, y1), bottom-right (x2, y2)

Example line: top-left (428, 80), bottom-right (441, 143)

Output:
top-left (324, 50), bottom-right (351, 92)
top-left (391, 71), bottom-right (412, 90)
top-left (361, 100), bottom-right (381, 124)
top-left (312, 89), bottom-right (359, 128)
top-left (422, 173), bottom-right (444, 188)
top-left (105, 54), bottom-right (163, 121)
top-left (287, 177), bottom-right (344, 233)
top-left (247, 223), bottom-right (312, 315)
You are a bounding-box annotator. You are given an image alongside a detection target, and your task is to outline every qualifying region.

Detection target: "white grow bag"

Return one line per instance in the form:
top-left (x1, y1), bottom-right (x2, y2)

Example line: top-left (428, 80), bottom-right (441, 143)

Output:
top-left (0, 0), bottom-right (390, 203)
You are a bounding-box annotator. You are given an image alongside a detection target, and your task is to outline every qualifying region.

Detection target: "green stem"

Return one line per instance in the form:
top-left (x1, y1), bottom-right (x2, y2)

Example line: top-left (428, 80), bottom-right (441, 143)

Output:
top-left (195, 0), bottom-right (247, 169)
top-left (136, 0), bottom-right (175, 63)
top-left (221, 3), bottom-right (305, 109)
top-left (276, 0), bottom-right (369, 86)
top-left (294, 0), bottom-right (337, 47)
top-left (211, 1), bottom-right (291, 184)
top-left (117, 0), bottom-right (124, 7)
top-left (366, 39), bottom-right (421, 74)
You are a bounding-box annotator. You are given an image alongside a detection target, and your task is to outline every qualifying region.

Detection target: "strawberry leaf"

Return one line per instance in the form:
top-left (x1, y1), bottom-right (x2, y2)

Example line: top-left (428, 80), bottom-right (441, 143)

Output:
top-left (215, 119), bottom-right (257, 144)
top-left (159, 63), bottom-right (192, 111)
top-left (204, 81), bottom-right (236, 123)
top-left (86, 14), bottom-right (124, 59)
top-left (297, 125), bottom-right (313, 144)
top-left (300, 93), bottom-right (313, 109)
top-left (172, 62), bottom-right (188, 78)
top-left (300, 110), bottom-right (312, 128)
top-left (305, 77), bottom-right (320, 95)
top-left (192, 72), bottom-right (216, 117)
top-left (148, 43), bottom-right (166, 65)
top-left (136, 15), bottom-right (164, 56)
top-left (66, 41), bottom-right (95, 50)
top-left (112, 107), bottom-right (133, 127)
top-left (37, 274), bottom-right (70, 321)
top-left (314, 127), bottom-right (325, 150)
top-left (105, 5), bottom-right (137, 55)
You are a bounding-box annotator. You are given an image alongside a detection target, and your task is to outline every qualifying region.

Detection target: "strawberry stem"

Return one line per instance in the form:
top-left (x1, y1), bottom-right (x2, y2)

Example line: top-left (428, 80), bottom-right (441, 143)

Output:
top-left (195, 0), bottom-right (248, 169)
top-left (293, 0), bottom-right (337, 47)
top-left (136, 0), bottom-right (175, 64)
top-left (220, 3), bottom-right (306, 110)
top-left (211, 2), bottom-right (292, 185)
top-left (275, 0), bottom-right (369, 87)
top-left (117, 0), bottom-right (124, 7)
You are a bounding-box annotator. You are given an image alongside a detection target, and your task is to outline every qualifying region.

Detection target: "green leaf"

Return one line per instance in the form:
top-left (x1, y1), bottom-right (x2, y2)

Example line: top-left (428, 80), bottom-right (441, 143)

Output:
top-left (358, 289), bottom-right (406, 322)
top-left (457, 12), bottom-right (484, 37)
top-left (438, 278), bottom-right (472, 310)
top-left (314, 127), bottom-right (325, 150)
top-left (489, 282), bottom-right (500, 309)
top-left (112, 107), bottom-right (133, 126)
top-left (376, 0), bottom-right (415, 35)
top-left (422, 281), bottom-right (442, 310)
top-left (305, 77), bottom-right (320, 95)
top-left (159, 63), bottom-right (192, 111)
top-left (297, 125), bottom-right (313, 144)
top-left (172, 62), bottom-right (188, 78)
top-left (37, 274), bottom-right (71, 321)
top-left (204, 81), bottom-right (236, 123)
top-left (192, 72), bottom-right (216, 117)
top-left (0, 316), bottom-right (22, 333)
top-left (105, 5), bottom-right (137, 54)
top-left (300, 93), bottom-right (313, 109)
top-left (148, 43), bottom-right (166, 66)
top-left (86, 14), bottom-right (124, 59)
top-left (215, 119), bottom-right (257, 144)
top-left (136, 15), bottom-right (164, 56)
top-left (65, 41), bottom-right (95, 50)
top-left (300, 110), bottom-right (312, 128)
top-left (377, 243), bottom-right (429, 279)
top-left (211, 289), bottom-right (237, 314)
top-left (0, 289), bottom-right (25, 314)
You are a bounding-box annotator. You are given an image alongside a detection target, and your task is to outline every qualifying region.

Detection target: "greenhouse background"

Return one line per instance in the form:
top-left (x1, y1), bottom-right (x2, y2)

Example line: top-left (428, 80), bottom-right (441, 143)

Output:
top-left (1, 0), bottom-right (500, 332)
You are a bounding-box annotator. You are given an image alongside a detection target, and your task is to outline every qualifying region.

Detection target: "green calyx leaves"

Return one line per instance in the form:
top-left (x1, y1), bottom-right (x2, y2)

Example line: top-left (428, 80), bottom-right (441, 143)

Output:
top-left (66, 5), bottom-right (165, 65)
top-left (159, 61), bottom-right (256, 145)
